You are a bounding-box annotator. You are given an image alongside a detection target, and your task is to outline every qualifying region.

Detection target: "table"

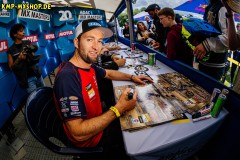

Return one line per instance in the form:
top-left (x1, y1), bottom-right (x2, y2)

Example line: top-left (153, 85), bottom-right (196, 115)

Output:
top-left (111, 44), bottom-right (228, 160)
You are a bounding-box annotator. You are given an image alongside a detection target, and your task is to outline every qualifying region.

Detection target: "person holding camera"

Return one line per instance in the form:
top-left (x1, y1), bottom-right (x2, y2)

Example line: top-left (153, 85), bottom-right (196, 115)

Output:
top-left (7, 23), bottom-right (44, 94)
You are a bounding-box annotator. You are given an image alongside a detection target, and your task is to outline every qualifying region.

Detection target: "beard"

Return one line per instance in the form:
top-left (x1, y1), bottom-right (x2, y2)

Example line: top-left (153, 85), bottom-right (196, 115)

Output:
top-left (77, 46), bottom-right (97, 64)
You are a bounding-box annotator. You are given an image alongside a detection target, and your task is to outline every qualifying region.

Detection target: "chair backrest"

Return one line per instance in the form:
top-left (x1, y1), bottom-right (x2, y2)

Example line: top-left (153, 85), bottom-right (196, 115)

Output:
top-left (25, 86), bottom-right (103, 155)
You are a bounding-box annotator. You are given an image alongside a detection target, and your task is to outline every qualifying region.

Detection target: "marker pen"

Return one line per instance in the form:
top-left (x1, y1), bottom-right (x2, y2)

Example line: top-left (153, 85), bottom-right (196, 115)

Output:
top-left (192, 114), bottom-right (212, 122)
top-left (128, 88), bottom-right (134, 100)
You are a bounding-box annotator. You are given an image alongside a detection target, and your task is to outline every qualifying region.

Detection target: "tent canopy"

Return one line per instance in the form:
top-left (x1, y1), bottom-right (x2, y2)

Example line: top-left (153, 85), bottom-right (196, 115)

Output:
top-left (37, 0), bottom-right (240, 22)
top-left (133, 11), bottom-right (151, 21)
top-left (174, 0), bottom-right (208, 15)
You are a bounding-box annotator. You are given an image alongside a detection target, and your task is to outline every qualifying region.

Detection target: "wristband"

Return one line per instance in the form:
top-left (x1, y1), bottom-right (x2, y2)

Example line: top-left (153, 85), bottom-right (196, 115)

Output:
top-left (110, 106), bottom-right (121, 118)
top-left (130, 75), bottom-right (134, 81)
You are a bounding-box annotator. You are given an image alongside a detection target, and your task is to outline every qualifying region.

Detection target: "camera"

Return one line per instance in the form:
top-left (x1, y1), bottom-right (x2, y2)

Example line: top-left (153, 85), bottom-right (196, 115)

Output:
top-left (23, 44), bottom-right (38, 54)
top-left (23, 44), bottom-right (41, 65)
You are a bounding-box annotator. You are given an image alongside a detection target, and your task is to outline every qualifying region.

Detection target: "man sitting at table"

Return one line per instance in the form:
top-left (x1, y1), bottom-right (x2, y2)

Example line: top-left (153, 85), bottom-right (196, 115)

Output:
top-left (53, 19), bottom-right (152, 160)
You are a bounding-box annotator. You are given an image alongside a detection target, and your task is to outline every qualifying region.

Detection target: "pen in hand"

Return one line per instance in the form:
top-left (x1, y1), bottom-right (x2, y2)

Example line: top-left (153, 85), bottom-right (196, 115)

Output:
top-left (128, 88), bottom-right (134, 100)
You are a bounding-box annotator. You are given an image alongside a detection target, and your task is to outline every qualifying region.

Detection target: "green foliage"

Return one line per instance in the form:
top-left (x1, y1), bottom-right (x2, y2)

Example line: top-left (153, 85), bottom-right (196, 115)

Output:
top-left (118, 7), bottom-right (146, 27)
top-left (140, 7), bottom-right (146, 12)
top-left (133, 8), bottom-right (141, 15)
top-left (118, 12), bottom-right (128, 27)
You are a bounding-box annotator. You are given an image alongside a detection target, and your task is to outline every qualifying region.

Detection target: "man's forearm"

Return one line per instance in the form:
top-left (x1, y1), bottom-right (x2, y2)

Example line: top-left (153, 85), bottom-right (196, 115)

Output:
top-left (11, 58), bottom-right (22, 70)
top-left (227, 13), bottom-right (239, 50)
top-left (66, 109), bottom-right (118, 142)
top-left (105, 70), bottom-right (132, 81)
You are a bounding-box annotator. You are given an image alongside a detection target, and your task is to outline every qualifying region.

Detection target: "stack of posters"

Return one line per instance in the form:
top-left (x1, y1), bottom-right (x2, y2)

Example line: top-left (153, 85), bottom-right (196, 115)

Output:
top-left (114, 72), bottom-right (211, 131)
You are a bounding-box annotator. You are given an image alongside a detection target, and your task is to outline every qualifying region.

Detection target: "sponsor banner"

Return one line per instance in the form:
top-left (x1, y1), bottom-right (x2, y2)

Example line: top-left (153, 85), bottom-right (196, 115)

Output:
top-left (58, 30), bottom-right (74, 37)
top-left (0, 11), bottom-right (10, 17)
top-left (1, 3), bottom-right (51, 10)
top-left (78, 14), bottom-right (102, 20)
top-left (58, 10), bottom-right (74, 21)
top-left (23, 35), bottom-right (38, 43)
top-left (18, 9), bottom-right (50, 21)
top-left (0, 40), bottom-right (8, 52)
top-left (78, 10), bottom-right (103, 20)
top-left (44, 33), bottom-right (55, 40)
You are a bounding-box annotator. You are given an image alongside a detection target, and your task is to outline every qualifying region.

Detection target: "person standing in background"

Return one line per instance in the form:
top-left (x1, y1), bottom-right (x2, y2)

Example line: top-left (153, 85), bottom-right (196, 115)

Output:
top-left (145, 3), bottom-right (169, 52)
top-left (222, 0), bottom-right (240, 93)
top-left (5, 23), bottom-right (44, 144)
top-left (158, 7), bottom-right (193, 66)
top-left (193, 0), bottom-right (228, 80)
top-left (136, 21), bottom-right (156, 45)
top-left (222, 0), bottom-right (240, 50)
top-left (7, 23), bottom-right (44, 93)
top-left (123, 22), bottom-right (130, 39)
top-left (144, 15), bottom-right (156, 32)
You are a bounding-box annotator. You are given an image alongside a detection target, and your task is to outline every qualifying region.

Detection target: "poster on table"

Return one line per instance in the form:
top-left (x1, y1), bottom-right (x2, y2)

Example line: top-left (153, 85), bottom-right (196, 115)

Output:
top-left (114, 72), bottom-right (211, 131)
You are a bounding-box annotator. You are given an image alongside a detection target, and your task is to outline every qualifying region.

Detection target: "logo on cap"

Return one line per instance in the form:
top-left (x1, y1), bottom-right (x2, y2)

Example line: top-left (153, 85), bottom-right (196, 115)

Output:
top-left (88, 22), bottom-right (101, 27)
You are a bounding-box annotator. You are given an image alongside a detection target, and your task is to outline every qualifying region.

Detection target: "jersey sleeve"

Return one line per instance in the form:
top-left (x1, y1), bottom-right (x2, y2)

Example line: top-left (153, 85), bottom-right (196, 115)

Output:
top-left (203, 7), bottom-right (228, 53)
top-left (54, 66), bottom-right (87, 121)
top-left (92, 64), bottom-right (106, 80)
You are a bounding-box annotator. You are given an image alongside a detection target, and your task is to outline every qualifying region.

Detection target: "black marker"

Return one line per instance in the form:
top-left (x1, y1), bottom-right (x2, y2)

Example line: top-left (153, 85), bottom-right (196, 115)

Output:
top-left (126, 55), bottom-right (143, 59)
top-left (128, 88), bottom-right (134, 100)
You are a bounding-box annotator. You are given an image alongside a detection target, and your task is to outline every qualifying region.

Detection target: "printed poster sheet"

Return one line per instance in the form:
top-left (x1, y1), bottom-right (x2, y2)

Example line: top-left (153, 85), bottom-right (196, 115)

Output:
top-left (114, 72), bottom-right (211, 131)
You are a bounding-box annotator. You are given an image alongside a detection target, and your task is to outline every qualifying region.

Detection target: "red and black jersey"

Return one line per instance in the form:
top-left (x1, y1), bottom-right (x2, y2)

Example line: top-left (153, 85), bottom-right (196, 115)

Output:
top-left (53, 61), bottom-right (106, 147)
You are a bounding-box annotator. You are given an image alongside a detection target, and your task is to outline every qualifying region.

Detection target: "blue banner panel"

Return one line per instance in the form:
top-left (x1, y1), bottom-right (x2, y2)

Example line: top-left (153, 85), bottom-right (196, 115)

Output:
top-left (17, 7), bottom-right (60, 78)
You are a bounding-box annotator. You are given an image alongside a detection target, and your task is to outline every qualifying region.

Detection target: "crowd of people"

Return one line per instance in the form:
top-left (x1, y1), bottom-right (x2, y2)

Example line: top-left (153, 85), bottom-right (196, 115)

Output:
top-left (121, 0), bottom-right (240, 83)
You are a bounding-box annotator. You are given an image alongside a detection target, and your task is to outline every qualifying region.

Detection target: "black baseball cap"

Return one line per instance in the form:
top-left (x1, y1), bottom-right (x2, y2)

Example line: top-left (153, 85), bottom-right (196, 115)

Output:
top-left (145, 4), bottom-right (160, 12)
top-left (75, 19), bottom-right (113, 38)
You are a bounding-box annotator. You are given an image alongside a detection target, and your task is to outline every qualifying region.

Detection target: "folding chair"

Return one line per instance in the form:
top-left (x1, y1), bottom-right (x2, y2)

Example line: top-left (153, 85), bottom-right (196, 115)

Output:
top-left (24, 87), bottom-right (103, 157)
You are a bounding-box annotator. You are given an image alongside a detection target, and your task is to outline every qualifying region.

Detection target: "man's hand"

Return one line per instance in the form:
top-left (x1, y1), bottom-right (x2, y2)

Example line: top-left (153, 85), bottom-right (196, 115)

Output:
top-left (131, 75), bottom-right (153, 85)
top-left (151, 41), bottom-right (160, 49)
top-left (100, 47), bottom-right (109, 54)
top-left (115, 46), bottom-right (121, 50)
top-left (113, 57), bottom-right (126, 67)
top-left (193, 43), bottom-right (207, 59)
top-left (115, 88), bottom-right (137, 114)
top-left (18, 51), bottom-right (27, 60)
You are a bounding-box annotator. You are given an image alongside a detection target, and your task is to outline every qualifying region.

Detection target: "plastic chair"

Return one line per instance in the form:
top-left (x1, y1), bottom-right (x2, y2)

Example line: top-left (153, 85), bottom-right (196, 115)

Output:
top-left (24, 87), bottom-right (103, 156)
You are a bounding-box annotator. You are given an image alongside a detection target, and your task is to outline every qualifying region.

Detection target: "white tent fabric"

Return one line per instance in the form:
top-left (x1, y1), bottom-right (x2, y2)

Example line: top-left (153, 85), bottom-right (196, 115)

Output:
top-left (37, 0), bottom-right (122, 21)
top-left (174, 10), bottom-right (203, 19)
top-left (133, 11), bottom-right (149, 21)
